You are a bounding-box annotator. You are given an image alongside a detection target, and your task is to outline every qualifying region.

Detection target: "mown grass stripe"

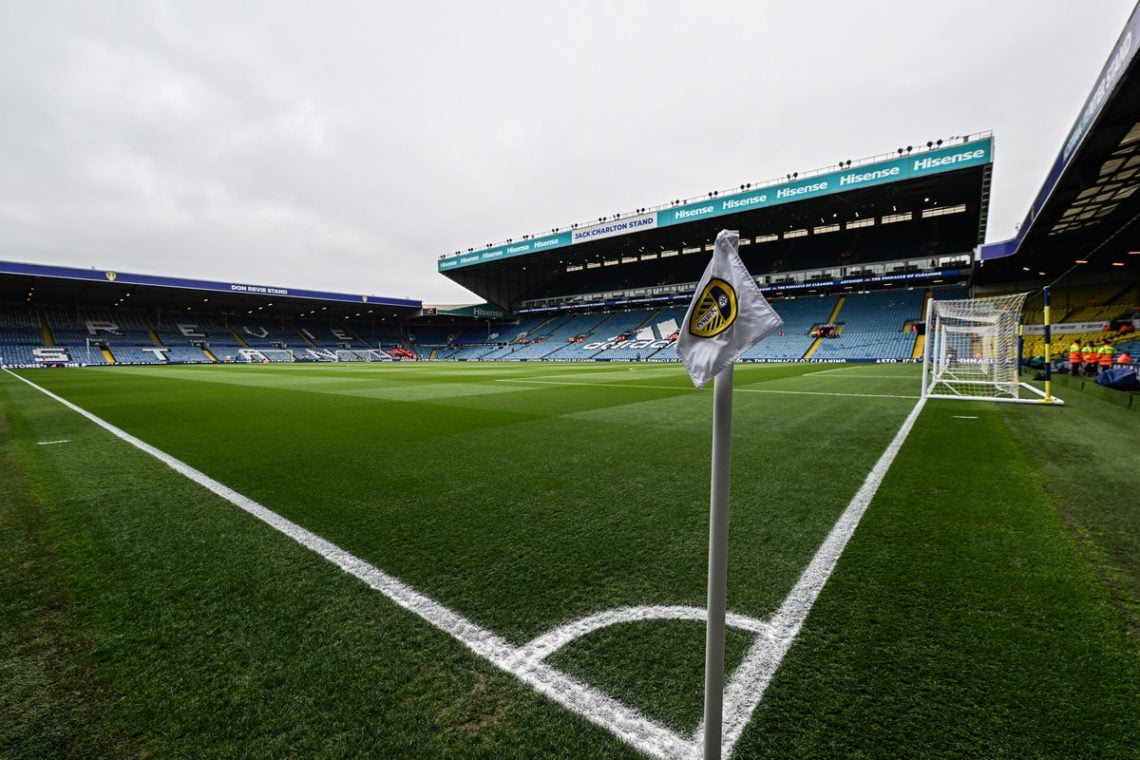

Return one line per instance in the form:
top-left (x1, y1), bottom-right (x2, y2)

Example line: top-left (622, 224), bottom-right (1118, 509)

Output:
top-left (3, 368), bottom-right (695, 758)
top-left (497, 377), bottom-right (917, 400)
top-left (710, 397), bottom-right (927, 754)
top-left (7, 362), bottom-right (1136, 758)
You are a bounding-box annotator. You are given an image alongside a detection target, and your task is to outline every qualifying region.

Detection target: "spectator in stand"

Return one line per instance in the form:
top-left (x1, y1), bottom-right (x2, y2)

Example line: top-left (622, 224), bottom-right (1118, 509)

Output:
top-left (1082, 342), bottom-right (1100, 376)
top-left (1098, 340), bottom-right (1116, 373)
top-left (1068, 338), bottom-right (1083, 375)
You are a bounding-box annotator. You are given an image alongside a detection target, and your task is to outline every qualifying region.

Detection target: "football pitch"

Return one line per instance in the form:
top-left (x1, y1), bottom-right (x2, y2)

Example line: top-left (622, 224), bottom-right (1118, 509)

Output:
top-left (3, 361), bottom-right (1139, 758)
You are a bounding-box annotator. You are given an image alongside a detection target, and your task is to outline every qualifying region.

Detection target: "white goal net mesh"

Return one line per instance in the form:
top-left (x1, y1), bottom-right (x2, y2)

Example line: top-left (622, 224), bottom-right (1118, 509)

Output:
top-left (922, 292), bottom-right (1031, 401)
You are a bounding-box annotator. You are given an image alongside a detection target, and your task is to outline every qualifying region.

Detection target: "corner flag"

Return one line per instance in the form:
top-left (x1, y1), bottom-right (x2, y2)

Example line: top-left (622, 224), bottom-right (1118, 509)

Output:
top-left (677, 230), bottom-right (782, 388)
top-left (678, 230), bottom-right (782, 759)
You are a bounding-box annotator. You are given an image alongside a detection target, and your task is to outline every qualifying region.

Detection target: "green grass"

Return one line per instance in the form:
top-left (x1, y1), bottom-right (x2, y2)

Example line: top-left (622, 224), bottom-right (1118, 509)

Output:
top-left (744, 398), bottom-right (1139, 757)
top-left (1, 361), bottom-right (1138, 758)
top-left (0, 399), bottom-right (141, 758)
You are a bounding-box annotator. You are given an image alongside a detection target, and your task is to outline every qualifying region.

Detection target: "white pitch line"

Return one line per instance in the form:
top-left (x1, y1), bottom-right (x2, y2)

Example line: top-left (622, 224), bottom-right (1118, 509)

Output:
top-left (497, 377), bottom-right (918, 401)
top-left (496, 378), bottom-right (683, 391)
top-left (4, 369), bottom-right (690, 759)
top-left (804, 366), bottom-right (918, 378)
top-left (737, 388), bottom-right (919, 400)
top-left (811, 373), bottom-right (920, 379)
top-left (706, 395), bottom-right (927, 757)
top-left (7, 367), bottom-right (925, 760)
top-left (518, 605), bottom-right (773, 665)
top-left (37, 439), bottom-right (71, 445)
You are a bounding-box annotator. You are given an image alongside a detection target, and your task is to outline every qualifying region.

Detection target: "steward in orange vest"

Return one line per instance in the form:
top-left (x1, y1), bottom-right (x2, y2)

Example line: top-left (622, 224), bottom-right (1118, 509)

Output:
top-left (1099, 341), bottom-right (1116, 369)
top-left (1083, 344), bottom-right (1101, 375)
top-left (1115, 350), bottom-right (1133, 366)
top-left (1068, 339), bottom-right (1082, 374)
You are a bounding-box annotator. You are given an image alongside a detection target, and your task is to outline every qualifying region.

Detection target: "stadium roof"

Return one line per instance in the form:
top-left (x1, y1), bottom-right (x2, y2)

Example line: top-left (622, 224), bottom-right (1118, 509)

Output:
top-left (439, 136), bottom-right (994, 309)
top-left (0, 260), bottom-right (422, 322)
top-left (977, 2), bottom-right (1140, 285)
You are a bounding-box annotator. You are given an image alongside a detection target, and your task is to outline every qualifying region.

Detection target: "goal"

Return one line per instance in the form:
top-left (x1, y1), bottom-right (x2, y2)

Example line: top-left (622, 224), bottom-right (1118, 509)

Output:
top-left (921, 292), bottom-right (1061, 404)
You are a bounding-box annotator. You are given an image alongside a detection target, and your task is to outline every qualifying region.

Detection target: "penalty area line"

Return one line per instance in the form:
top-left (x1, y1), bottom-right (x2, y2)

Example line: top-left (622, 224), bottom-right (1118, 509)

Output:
top-left (3, 368), bottom-right (691, 760)
top-left (6, 368), bottom-right (930, 759)
top-left (498, 377), bottom-right (917, 400)
top-left (737, 387), bottom-right (919, 400)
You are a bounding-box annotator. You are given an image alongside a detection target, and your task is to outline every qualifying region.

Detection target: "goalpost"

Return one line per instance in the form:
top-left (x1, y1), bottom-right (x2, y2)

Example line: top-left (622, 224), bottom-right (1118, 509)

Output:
top-left (921, 291), bottom-right (1062, 405)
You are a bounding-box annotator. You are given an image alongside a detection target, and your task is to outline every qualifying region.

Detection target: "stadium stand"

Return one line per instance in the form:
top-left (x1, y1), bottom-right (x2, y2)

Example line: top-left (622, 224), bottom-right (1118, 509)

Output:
top-left (420, 327), bottom-right (503, 360)
top-left (405, 326), bottom-right (457, 359)
top-left (0, 307), bottom-right (44, 352)
top-left (465, 317), bottom-right (554, 360)
top-left (1051, 282), bottom-right (1135, 323)
top-left (474, 315), bottom-right (571, 360)
top-left (809, 289), bottom-right (926, 361)
top-left (1114, 338), bottom-right (1140, 360)
top-left (44, 309), bottom-right (154, 347)
top-left (507, 313), bottom-right (613, 360)
top-left (294, 320), bottom-right (377, 350)
top-left (152, 315), bottom-right (245, 356)
top-left (581, 308), bottom-right (683, 361)
top-left (746, 297), bottom-right (835, 360)
top-left (1, 279), bottom-right (1120, 369)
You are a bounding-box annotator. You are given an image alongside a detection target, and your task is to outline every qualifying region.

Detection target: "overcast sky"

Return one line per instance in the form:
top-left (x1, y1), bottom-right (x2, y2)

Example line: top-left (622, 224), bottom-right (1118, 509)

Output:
top-left (1, 1), bottom-right (1136, 305)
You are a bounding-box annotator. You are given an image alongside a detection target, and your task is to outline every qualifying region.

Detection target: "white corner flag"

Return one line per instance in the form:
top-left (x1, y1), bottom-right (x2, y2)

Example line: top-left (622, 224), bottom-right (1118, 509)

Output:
top-left (677, 229), bottom-right (782, 388)
top-left (678, 230), bottom-right (781, 760)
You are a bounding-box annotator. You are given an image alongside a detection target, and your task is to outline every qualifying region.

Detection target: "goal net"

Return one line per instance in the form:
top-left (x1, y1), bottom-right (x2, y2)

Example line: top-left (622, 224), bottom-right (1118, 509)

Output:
top-left (922, 292), bottom-right (1059, 404)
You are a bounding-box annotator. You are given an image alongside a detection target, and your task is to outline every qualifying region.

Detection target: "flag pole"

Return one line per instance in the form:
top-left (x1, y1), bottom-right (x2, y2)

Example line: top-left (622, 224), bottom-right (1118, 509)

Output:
top-left (702, 362), bottom-right (734, 760)
top-left (677, 228), bottom-right (781, 758)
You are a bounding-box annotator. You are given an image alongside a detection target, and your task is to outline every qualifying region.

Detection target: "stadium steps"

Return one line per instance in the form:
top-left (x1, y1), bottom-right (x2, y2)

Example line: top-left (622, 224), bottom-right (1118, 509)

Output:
top-left (203, 348), bottom-right (218, 361)
top-left (228, 327), bottom-right (250, 348)
top-left (526, 316), bottom-right (560, 341)
top-left (638, 310), bottom-right (671, 360)
top-left (803, 335), bottom-right (823, 359)
top-left (143, 319), bottom-right (164, 346)
top-left (1104, 281), bottom-right (1138, 308)
top-left (587, 312), bottom-right (617, 337)
top-left (1054, 282), bottom-right (1126, 322)
top-left (825, 296), bottom-right (846, 325)
top-left (296, 329), bottom-right (319, 348)
top-left (577, 313), bottom-right (618, 354)
top-left (347, 328), bottom-right (373, 348)
top-left (803, 296), bottom-right (846, 359)
top-left (101, 347), bottom-right (116, 364)
top-left (910, 290), bottom-right (932, 359)
top-left (38, 309), bottom-right (54, 346)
